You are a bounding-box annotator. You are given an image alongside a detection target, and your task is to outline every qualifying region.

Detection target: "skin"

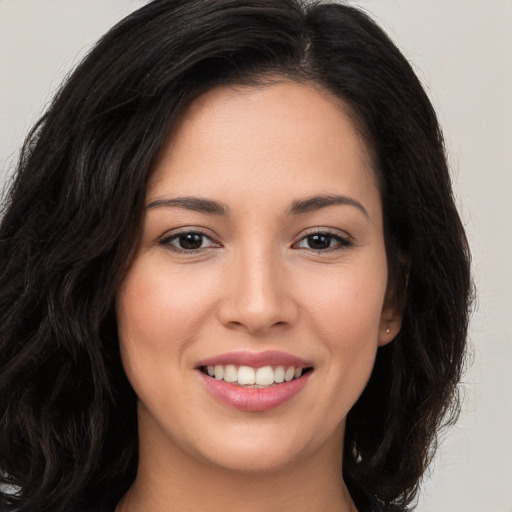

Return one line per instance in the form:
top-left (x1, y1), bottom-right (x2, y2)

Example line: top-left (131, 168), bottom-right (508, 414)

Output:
top-left (115, 80), bottom-right (402, 512)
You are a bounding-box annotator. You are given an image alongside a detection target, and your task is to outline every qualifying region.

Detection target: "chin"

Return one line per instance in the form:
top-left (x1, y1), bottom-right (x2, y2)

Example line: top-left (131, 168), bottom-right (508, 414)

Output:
top-left (187, 421), bottom-right (338, 475)
top-left (199, 444), bottom-right (303, 474)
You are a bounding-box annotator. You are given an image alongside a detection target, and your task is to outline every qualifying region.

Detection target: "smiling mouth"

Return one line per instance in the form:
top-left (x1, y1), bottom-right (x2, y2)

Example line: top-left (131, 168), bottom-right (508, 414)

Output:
top-left (199, 364), bottom-right (314, 388)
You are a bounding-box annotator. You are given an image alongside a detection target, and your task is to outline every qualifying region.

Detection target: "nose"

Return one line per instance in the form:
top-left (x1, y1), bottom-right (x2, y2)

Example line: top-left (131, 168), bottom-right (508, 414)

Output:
top-left (217, 244), bottom-right (299, 335)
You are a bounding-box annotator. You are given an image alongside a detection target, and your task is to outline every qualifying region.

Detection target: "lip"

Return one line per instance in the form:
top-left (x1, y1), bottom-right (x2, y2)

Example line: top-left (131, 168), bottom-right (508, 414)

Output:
top-left (198, 370), bottom-right (312, 412)
top-left (196, 350), bottom-right (313, 369)
top-left (196, 350), bottom-right (314, 412)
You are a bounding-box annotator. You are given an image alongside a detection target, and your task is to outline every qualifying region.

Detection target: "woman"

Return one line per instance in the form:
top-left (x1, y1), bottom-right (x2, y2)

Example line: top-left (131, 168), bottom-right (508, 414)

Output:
top-left (0, 1), bottom-right (472, 511)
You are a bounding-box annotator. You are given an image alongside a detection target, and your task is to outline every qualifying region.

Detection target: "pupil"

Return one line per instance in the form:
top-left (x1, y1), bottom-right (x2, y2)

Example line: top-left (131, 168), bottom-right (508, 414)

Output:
top-left (179, 233), bottom-right (202, 250)
top-left (308, 234), bottom-right (330, 249)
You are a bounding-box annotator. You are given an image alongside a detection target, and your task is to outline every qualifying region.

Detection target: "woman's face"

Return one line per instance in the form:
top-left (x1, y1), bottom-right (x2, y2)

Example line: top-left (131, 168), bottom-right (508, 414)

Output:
top-left (116, 81), bottom-right (399, 474)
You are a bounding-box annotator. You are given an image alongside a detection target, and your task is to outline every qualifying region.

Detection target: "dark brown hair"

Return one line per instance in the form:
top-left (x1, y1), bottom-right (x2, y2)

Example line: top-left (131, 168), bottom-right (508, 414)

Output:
top-left (0, 1), bottom-right (472, 511)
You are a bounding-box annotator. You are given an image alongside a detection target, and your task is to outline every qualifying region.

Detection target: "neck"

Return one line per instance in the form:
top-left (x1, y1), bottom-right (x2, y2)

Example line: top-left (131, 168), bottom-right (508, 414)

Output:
top-left (117, 420), bottom-right (357, 512)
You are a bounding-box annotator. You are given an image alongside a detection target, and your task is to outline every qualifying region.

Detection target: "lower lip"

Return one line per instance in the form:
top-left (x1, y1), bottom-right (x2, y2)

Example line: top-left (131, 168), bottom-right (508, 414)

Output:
top-left (199, 371), bottom-right (311, 412)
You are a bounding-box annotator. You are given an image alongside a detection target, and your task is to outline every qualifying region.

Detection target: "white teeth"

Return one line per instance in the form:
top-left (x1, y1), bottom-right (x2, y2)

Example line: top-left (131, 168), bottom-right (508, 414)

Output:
top-left (284, 366), bottom-right (295, 382)
top-left (214, 364), bottom-right (224, 380)
top-left (224, 364), bottom-right (238, 383)
top-left (274, 365), bottom-right (285, 383)
top-left (238, 366), bottom-right (255, 385)
top-left (255, 366), bottom-right (274, 386)
top-left (205, 364), bottom-right (308, 387)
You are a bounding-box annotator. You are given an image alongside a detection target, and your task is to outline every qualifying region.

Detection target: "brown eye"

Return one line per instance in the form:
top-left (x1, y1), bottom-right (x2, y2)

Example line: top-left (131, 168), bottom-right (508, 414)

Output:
top-left (306, 234), bottom-right (332, 250)
top-left (295, 232), bottom-right (352, 251)
top-left (177, 233), bottom-right (204, 250)
top-left (160, 231), bottom-right (219, 252)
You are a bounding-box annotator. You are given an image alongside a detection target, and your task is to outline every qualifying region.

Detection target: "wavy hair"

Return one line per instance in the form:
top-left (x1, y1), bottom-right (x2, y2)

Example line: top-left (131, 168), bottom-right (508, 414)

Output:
top-left (0, 1), bottom-right (472, 511)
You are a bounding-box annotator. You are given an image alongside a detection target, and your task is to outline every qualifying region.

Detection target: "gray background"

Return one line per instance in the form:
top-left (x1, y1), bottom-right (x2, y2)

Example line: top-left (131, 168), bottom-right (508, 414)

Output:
top-left (1, 1), bottom-right (511, 511)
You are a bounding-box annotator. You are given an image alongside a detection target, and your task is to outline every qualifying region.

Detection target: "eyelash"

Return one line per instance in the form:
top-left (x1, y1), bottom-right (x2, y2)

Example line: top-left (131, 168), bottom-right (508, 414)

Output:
top-left (159, 229), bottom-right (353, 254)
top-left (159, 229), bottom-right (220, 254)
top-left (293, 230), bottom-right (353, 252)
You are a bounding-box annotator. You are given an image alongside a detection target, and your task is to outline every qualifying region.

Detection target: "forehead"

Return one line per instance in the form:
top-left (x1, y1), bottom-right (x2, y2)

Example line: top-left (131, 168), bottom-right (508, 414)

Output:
top-left (148, 81), bottom-right (380, 217)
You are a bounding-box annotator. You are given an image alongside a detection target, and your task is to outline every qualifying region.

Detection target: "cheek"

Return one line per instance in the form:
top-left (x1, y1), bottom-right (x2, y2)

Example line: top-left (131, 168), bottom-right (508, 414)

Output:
top-left (117, 255), bottom-right (218, 354)
top-left (295, 255), bottom-right (387, 395)
top-left (299, 262), bottom-right (387, 341)
top-left (116, 260), bottom-right (210, 402)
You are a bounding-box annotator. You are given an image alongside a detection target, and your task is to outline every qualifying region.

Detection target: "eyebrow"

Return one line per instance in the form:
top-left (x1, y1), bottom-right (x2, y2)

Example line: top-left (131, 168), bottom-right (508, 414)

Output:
top-left (146, 194), bottom-right (368, 217)
top-left (289, 194), bottom-right (369, 217)
top-left (146, 197), bottom-right (229, 215)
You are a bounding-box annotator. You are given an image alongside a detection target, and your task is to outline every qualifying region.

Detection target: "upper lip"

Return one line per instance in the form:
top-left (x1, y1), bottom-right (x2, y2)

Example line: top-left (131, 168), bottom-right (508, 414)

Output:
top-left (196, 350), bottom-right (313, 369)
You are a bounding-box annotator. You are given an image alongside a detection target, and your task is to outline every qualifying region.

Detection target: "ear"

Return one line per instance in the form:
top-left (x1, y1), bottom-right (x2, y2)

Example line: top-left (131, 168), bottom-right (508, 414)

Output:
top-left (378, 253), bottom-right (409, 346)
top-left (378, 291), bottom-right (404, 347)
